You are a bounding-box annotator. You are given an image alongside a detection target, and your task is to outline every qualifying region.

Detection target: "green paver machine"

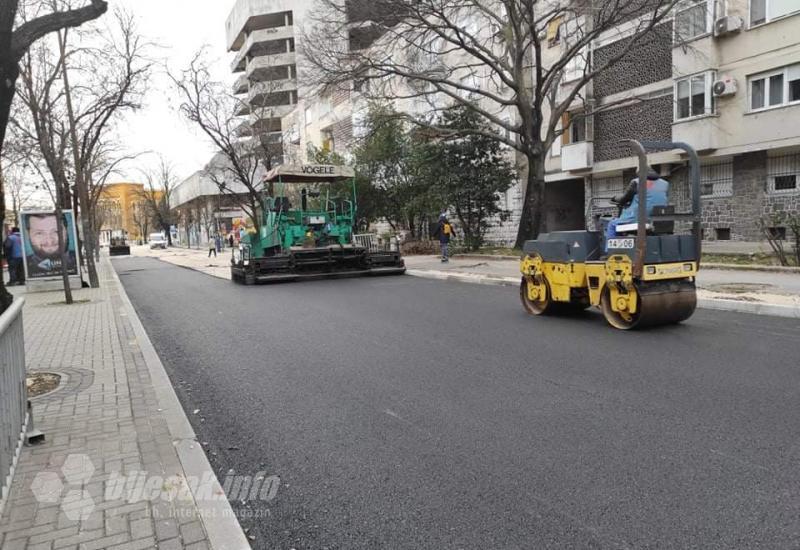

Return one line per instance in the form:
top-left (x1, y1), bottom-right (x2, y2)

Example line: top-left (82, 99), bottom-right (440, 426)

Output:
top-left (231, 164), bottom-right (405, 284)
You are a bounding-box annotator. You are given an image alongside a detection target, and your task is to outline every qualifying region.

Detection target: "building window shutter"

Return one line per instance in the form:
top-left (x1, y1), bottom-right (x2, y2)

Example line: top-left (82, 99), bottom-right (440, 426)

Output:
top-left (546, 16), bottom-right (563, 45)
top-left (561, 112), bottom-right (571, 145)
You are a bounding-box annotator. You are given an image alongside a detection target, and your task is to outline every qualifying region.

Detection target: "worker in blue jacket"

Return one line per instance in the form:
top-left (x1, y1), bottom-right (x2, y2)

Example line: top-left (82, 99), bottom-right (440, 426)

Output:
top-left (605, 169), bottom-right (669, 250)
top-left (3, 227), bottom-right (25, 285)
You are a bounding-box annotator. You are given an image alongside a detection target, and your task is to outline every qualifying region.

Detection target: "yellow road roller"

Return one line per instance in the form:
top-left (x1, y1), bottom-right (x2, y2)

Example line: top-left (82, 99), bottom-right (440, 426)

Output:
top-left (520, 140), bottom-right (702, 330)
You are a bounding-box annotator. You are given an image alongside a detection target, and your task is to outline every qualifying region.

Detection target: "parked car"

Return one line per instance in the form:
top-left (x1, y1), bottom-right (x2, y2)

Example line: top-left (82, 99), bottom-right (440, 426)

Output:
top-left (149, 233), bottom-right (168, 249)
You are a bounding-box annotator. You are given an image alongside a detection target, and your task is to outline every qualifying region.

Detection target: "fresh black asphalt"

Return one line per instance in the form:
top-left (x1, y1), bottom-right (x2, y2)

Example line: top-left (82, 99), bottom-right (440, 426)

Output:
top-left (113, 256), bottom-right (800, 550)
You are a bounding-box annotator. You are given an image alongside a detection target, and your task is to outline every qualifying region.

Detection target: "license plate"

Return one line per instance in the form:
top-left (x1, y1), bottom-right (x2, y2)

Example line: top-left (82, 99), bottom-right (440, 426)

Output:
top-left (607, 238), bottom-right (635, 249)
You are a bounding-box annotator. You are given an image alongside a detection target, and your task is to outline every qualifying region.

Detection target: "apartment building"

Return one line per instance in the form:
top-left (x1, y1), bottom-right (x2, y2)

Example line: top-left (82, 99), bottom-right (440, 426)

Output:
top-left (283, 1), bottom-right (524, 241)
top-left (545, 0), bottom-right (800, 243)
top-left (280, 0), bottom-right (407, 163)
top-left (226, 0), bottom-right (315, 164)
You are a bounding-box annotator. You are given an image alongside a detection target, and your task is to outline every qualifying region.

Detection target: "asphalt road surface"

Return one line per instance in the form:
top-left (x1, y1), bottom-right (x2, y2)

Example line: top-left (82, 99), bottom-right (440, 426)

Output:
top-left (113, 256), bottom-right (800, 550)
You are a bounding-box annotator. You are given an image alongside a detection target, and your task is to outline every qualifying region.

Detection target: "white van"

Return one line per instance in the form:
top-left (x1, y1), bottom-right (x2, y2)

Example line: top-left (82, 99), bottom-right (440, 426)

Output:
top-left (149, 233), bottom-right (167, 249)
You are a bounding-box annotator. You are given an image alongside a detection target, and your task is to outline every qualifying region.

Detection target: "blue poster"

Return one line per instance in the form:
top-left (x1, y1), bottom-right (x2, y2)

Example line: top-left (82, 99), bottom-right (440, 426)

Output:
top-left (20, 210), bottom-right (79, 280)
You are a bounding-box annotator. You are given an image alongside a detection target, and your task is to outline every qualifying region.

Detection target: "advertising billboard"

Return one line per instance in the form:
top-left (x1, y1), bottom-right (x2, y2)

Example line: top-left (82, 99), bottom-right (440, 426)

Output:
top-left (20, 210), bottom-right (79, 280)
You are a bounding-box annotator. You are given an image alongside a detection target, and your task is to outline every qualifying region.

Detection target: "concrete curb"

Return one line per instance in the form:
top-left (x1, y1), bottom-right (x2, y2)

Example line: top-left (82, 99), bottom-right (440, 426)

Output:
top-left (406, 269), bottom-right (800, 319)
top-left (701, 262), bottom-right (800, 273)
top-left (696, 297), bottom-right (800, 318)
top-left (109, 260), bottom-right (251, 550)
top-left (452, 254), bottom-right (518, 261)
top-left (406, 269), bottom-right (519, 287)
top-left (452, 254), bottom-right (800, 273)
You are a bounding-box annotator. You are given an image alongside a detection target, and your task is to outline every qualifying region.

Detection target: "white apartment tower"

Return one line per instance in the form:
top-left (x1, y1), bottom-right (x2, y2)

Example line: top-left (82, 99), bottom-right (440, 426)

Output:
top-left (226, 0), bottom-right (314, 165)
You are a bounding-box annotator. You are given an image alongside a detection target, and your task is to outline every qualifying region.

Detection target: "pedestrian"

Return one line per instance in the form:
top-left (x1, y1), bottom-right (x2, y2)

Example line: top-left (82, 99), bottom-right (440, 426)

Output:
top-left (435, 213), bottom-right (453, 263)
top-left (228, 234), bottom-right (234, 248)
top-left (3, 227), bottom-right (25, 285)
top-left (208, 235), bottom-right (217, 258)
top-left (215, 234), bottom-right (222, 253)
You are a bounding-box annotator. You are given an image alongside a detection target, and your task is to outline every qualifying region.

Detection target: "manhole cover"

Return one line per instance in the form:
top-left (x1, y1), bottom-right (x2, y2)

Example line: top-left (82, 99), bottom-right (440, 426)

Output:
top-left (704, 283), bottom-right (775, 294)
top-left (27, 373), bottom-right (62, 398)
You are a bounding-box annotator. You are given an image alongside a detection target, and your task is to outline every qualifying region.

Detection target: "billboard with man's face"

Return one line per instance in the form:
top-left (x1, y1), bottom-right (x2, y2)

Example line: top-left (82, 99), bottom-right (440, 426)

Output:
top-left (20, 210), bottom-right (79, 280)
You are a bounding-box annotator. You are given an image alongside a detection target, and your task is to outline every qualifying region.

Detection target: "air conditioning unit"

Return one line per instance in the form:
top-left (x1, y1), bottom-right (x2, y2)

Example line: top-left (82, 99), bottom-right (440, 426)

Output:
top-left (714, 16), bottom-right (744, 37)
top-left (712, 76), bottom-right (738, 97)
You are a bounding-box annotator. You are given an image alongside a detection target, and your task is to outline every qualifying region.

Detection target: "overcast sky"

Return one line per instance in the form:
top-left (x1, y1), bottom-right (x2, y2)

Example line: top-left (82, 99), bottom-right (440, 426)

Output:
top-left (113, 0), bottom-right (237, 183)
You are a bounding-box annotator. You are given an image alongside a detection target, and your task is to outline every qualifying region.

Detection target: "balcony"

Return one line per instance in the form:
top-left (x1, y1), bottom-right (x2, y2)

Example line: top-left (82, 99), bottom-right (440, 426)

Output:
top-left (672, 115), bottom-right (718, 154)
top-left (561, 141), bottom-right (593, 172)
top-left (233, 73), bottom-right (249, 95)
top-left (230, 26), bottom-right (295, 73)
top-left (247, 53), bottom-right (296, 81)
top-left (249, 79), bottom-right (297, 105)
top-left (234, 100), bottom-right (250, 117)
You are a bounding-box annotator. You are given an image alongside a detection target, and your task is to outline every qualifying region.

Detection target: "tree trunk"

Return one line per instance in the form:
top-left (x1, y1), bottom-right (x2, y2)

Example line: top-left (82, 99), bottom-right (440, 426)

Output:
top-left (58, 31), bottom-right (99, 288)
top-left (55, 206), bottom-right (74, 305)
top-left (0, 163), bottom-right (13, 312)
top-left (514, 154), bottom-right (546, 250)
top-left (0, 60), bottom-right (19, 159)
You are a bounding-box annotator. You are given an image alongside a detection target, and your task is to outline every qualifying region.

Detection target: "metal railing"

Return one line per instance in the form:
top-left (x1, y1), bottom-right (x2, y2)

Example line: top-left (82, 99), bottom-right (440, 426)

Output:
top-left (353, 234), bottom-right (400, 253)
top-left (0, 298), bottom-right (27, 513)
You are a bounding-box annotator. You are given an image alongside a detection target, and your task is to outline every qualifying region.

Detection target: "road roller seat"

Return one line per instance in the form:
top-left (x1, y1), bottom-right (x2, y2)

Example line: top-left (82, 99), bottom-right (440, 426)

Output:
top-left (614, 205), bottom-right (676, 237)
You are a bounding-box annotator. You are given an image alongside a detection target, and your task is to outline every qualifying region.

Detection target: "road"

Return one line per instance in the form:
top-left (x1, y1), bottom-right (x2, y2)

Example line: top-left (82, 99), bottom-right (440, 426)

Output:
top-left (113, 256), bottom-right (800, 550)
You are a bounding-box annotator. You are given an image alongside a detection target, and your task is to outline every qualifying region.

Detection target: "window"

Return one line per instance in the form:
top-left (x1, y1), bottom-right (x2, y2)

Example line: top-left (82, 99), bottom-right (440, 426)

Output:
top-left (774, 175), bottom-right (797, 190)
top-left (767, 154), bottom-right (800, 193)
top-left (768, 227), bottom-right (787, 240)
top-left (321, 129), bottom-right (334, 152)
top-left (750, 0), bottom-right (800, 26)
top-left (675, 72), bottom-right (714, 120)
top-left (561, 17), bottom-right (587, 82)
top-left (560, 112), bottom-right (587, 145)
top-left (749, 64), bottom-right (800, 111)
top-left (715, 228), bottom-right (731, 240)
top-left (701, 161), bottom-right (733, 197)
top-left (571, 116), bottom-right (586, 143)
top-left (674, 1), bottom-right (710, 42)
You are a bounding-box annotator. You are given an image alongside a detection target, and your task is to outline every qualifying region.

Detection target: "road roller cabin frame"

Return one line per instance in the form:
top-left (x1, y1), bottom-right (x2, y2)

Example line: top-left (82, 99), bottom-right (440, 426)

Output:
top-left (230, 164), bottom-right (405, 284)
top-left (520, 141), bottom-right (702, 329)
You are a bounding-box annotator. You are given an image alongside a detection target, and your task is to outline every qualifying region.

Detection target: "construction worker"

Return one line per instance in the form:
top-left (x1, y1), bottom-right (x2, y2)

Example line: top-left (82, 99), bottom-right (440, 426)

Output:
top-left (605, 169), bottom-right (669, 250)
top-left (435, 214), bottom-right (453, 263)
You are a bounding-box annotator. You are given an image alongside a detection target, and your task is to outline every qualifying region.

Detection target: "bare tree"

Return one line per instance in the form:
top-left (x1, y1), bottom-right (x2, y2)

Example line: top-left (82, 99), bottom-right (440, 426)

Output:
top-left (138, 157), bottom-right (177, 246)
top-left (303, 0), bottom-right (678, 247)
top-left (55, 6), bottom-right (151, 287)
top-left (130, 199), bottom-right (149, 244)
top-left (0, 0), bottom-right (106, 310)
top-left (4, 163), bottom-right (39, 224)
top-left (86, 143), bottom-right (144, 260)
top-left (172, 51), bottom-right (293, 233)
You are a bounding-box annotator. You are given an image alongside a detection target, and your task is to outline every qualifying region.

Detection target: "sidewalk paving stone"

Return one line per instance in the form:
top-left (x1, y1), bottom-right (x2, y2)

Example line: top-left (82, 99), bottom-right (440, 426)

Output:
top-left (0, 257), bottom-right (217, 549)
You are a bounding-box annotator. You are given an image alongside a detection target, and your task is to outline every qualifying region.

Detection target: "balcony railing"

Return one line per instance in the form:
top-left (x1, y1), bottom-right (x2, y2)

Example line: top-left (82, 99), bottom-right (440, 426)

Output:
top-left (561, 141), bottom-right (593, 171)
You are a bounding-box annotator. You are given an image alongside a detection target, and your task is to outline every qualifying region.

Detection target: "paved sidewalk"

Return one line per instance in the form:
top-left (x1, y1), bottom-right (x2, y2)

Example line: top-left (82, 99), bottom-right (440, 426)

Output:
top-left (0, 257), bottom-right (243, 549)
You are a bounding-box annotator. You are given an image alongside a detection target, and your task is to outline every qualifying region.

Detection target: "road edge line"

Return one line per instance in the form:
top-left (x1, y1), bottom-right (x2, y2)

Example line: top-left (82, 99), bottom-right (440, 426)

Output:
top-left (108, 258), bottom-right (251, 550)
top-left (406, 269), bottom-right (800, 319)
